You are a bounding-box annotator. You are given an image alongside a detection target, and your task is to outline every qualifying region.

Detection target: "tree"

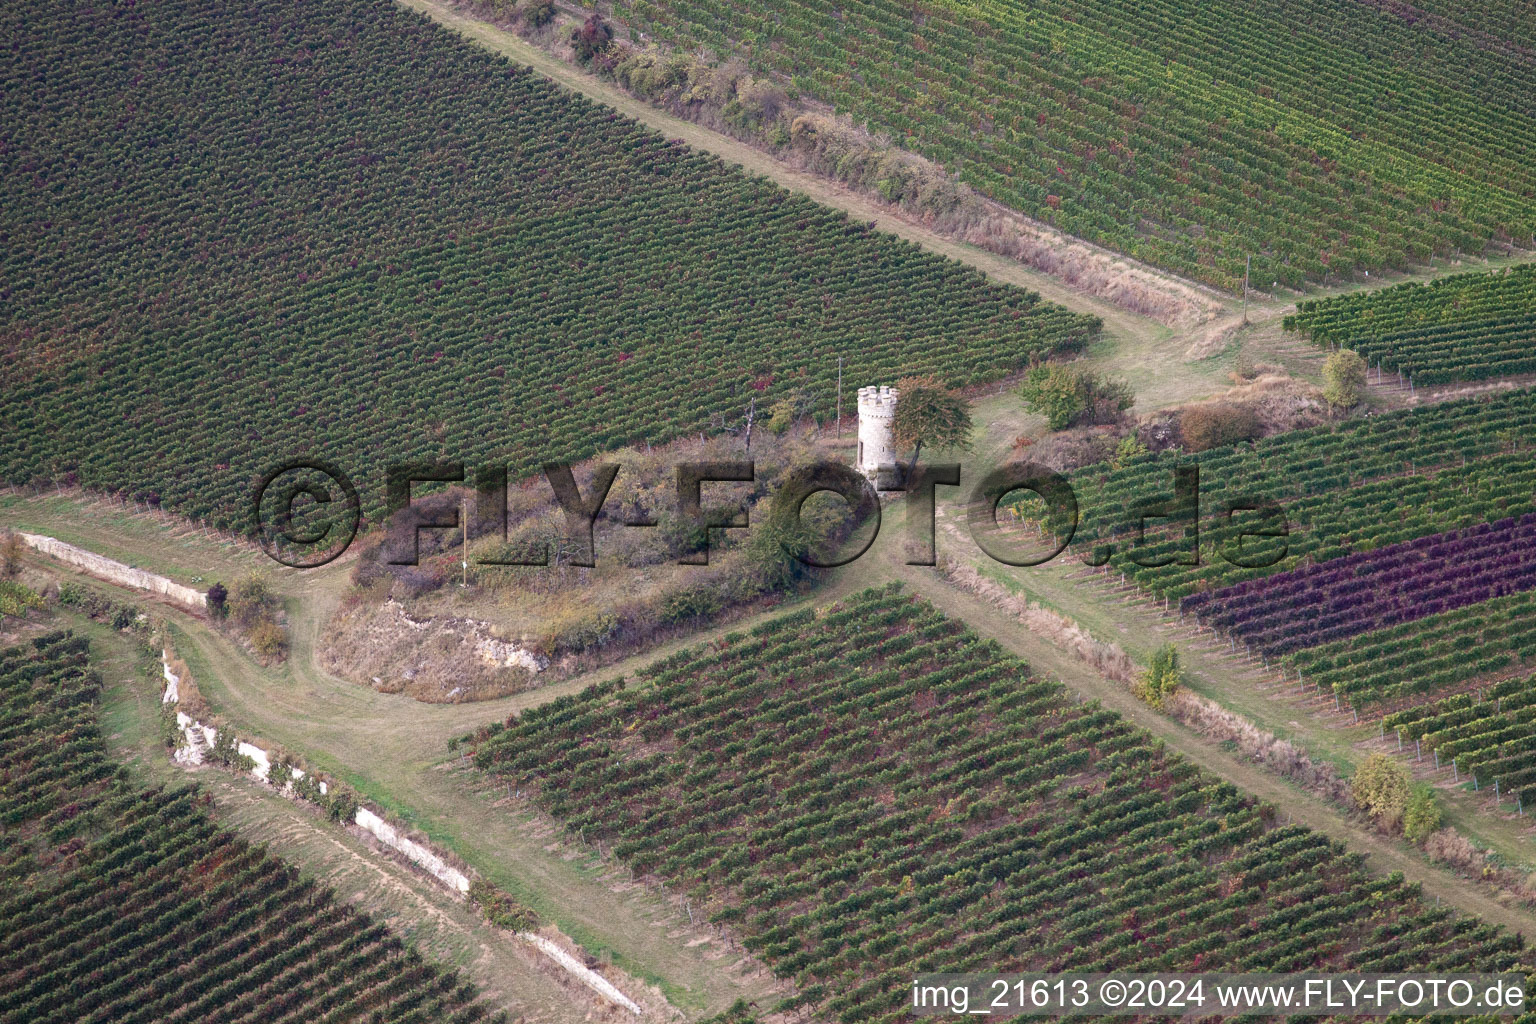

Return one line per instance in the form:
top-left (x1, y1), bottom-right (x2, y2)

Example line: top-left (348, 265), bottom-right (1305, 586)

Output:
top-left (1403, 785), bottom-right (1442, 844)
top-left (1134, 643), bottom-right (1182, 709)
top-left (765, 399), bottom-right (795, 437)
top-left (1017, 364), bottom-right (1133, 430)
top-left (1351, 753), bottom-right (1410, 831)
top-left (570, 14), bottom-right (612, 62)
top-left (0, 531), bottom-right (21, 578)
top-left (766, 388), bottom-right (815, 437)
top-left (891, 375), bottom-right (971, 483)
top-left (1323, 349), bottom-right (1368, 410)
top-left (1018, 364), bottom-right (1086, 430)
top-left (206, 582), bottom-right (228, 619)
top-left (1084, 374), bottom-right (1135, 424)
top-left (228, 574), bottom-right (275, 629)
top-left (520, 0), bottom-right (555, 26)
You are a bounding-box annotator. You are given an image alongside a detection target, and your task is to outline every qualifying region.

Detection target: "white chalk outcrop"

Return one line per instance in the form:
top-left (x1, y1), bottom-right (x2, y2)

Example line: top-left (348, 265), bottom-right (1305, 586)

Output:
top-left (158, 652), bottom-right (641, 1013)
top-left (523, 933), bottom-right (645, 1014)
top-left (352, 807), bottom-right (471, 894)
top-left (385, 599), bottom-right (547, 673)
top-left (162, 652), bottom-right (325, 788)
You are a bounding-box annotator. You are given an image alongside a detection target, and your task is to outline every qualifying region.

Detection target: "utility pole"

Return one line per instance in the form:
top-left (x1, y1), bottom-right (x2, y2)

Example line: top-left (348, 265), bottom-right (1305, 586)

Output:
top-left (1242, 254), bottom-right (1251, 325)
top-left (744, 396), bottom-right (755, 452)
top-left (836, 354), bottom-right (843, 438)
top-left (460, 495), bottom-right (469, 587)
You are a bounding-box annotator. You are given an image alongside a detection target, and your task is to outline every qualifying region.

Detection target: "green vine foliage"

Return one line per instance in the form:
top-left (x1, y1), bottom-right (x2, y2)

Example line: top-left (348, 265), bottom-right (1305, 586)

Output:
top-left (0, 0), bottom-right (1096, 528)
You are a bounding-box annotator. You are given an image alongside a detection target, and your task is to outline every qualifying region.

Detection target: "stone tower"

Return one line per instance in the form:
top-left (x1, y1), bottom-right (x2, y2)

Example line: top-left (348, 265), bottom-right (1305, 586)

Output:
top-left (856, 385), bottom-right (899, 483)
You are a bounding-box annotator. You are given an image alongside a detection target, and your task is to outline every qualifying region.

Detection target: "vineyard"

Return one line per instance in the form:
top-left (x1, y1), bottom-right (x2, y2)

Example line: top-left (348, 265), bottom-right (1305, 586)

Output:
top-left (465, 586), bottom-right (1531, 1022)
top-left (0, 632), bottom-right (503, 1024)
top-left (604, 0), bottom-right (1536, 288)
top-left (1285, 590), bottom-right (1536, 710)
top-left (1072, 387), bottom-right (1536, 600)
top-left (1181, 513), bottom-right (1536, 658)
top-left (1284, 265), bottom-right (1536, 385)
top-left (1061, 389), bottom-right (1536, 714)
top-left (0, 0), bottom-right (1096, 527)
top-left (1386, 676), bottom-right (1536, 813)
top-left (1037, 388), bottom-right (1536, 730)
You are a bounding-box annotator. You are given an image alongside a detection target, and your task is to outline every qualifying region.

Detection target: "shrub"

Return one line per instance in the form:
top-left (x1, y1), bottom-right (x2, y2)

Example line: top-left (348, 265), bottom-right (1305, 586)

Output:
top-left (391, 563), bottom-right (448, 599)
top-left (267, 759), bottom-right (293, 791)
top-left (229, 574), bottom-right (276, 629)
top-left (1323, 349), bottom-right (1368, 409)
top-left (0, 579), bottom-right (44, 618)
top-left (1179, 402), bottom-right (1260, 452)
top-left (1424, 828), bottom-right (1483, 873)
top-left (1351, 753), bottom-right (1410, 831)
top-left (1112, 434), bottom-right (1149, 468)
top-left (1018, 364), bottom-right (1133, 431)
top-left (206, 582), bottom-right (228, 618)
top-left (661, 585), bottom-right (724, 624)
top-left (1403, 785), bottom-right (1442, 844)
top-left (570, 15), bottom-right (612, 62)
top-left (249, 619), bottom-right (288, 660)
top-left (469, 878), bottom-right (541, 931)
top-left (540, 609), bottom-right (620, 655)
top-left (1133, 642), bottom-right (1182, 709)
top-left (521, 0), bottom-right (554, 26)
top-left (765, 399), bottom-right (795, 436)
top-left (210, 726), bottom-right (256, 774)
top-left (1, 531), bottom-right (21, 578)
top-left (325, 784), bottom-right (359, 824)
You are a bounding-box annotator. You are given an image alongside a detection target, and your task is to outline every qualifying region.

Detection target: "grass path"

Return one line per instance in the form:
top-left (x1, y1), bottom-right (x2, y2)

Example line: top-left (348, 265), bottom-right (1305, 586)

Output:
top-left (3, 501), bottom-right (807, 1021)
top-left (397, 0), bottom-right (1159, 335)
top-left (159, 567), bottom-right (814, 1020)
top-left (86, 615), bottom-right (587, 1023)
top-left (885, 558), bottom-right (1536, 937)
top-left (396, 0), bottom-right (1536, 420)
top-left (394, 0), bottom-right (1255, 415)
top-left (8, 0), bottom-right (1536, 1005)
top-left (17, 491), bottom-right (1536, 948)
top-left (849, 502), bottom-right (1536, 937)
top-left (923, 498), bottom-right (1536, 875)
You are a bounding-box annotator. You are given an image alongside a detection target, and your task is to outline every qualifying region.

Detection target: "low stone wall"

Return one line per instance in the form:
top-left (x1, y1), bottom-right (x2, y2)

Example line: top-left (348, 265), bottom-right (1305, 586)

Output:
top-left (23, 532), bottom-right (207, 611)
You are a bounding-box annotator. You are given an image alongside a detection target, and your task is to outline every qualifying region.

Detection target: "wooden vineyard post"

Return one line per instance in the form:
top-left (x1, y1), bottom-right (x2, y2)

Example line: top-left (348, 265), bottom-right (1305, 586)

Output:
top-left (836, 353), bottom-right (843, 439)
top-left (1242, 254), bottom-right (1251, 325)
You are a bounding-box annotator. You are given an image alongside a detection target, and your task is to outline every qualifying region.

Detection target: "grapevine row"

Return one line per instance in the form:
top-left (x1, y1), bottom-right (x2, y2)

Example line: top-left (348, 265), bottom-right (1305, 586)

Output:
top-left (0, 0), bottom-right (1096, 527)
top-left (0, 633), bottom-right (503, 1024)
top-left (1285, 265), bottom-right (1536, 385)
top-left (607, 0), bottom-right (1536, 288)
top-left (463, 586), bottom-right (1532, 1022)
